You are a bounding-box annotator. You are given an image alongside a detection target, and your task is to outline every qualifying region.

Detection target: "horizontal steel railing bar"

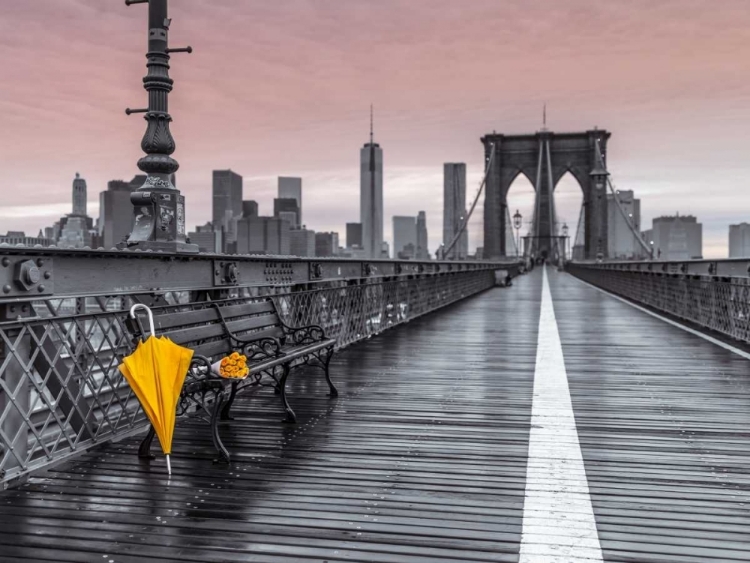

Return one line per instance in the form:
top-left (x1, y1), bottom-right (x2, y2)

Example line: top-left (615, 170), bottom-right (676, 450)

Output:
top-left (0, 269), bottom-right (504, 487)
top-left (0, 246), bottom-right (521, 302)
top-left (571, 258), bottom-right (750, 278)
top-left (567, 262), bottom-right (750, 344)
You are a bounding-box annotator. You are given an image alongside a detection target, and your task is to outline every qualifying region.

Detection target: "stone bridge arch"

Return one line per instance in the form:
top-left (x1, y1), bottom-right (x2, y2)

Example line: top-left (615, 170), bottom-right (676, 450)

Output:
top-left (481, 129), bottom-right (611, 260)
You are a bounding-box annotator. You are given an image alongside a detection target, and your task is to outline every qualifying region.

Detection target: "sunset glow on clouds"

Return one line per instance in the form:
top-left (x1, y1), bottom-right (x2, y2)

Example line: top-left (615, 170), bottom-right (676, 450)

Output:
top-left (1, 0), bottom-right (749, 256)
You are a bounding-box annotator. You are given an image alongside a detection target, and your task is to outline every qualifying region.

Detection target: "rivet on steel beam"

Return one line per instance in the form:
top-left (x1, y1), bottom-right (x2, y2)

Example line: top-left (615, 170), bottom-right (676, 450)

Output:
top-left (2, 285), bottom-right (10, 294)
top-left (1, 258), bottom-right (9, 267)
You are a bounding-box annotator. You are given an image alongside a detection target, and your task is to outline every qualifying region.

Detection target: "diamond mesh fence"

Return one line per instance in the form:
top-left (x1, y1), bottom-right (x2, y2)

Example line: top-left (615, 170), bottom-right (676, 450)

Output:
top-left (0, 270), bottom-right (495, 486)
top-left (568, 264), bottom-right (750, 343)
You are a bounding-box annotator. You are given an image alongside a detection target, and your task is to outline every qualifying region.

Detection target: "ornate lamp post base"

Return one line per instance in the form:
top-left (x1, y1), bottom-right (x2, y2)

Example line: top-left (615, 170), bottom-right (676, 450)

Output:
top-left (119, 175), bottom-right (198, 253)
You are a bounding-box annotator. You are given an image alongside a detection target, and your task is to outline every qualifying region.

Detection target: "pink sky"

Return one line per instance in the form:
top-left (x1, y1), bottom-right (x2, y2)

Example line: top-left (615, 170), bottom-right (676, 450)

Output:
top-left (1, 0), bottom-right (749, 257)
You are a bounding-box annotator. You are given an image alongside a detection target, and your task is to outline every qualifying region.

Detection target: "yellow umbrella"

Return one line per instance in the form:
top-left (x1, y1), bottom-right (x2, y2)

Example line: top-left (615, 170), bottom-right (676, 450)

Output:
top-left (119, 304), bottom-right (193, 475)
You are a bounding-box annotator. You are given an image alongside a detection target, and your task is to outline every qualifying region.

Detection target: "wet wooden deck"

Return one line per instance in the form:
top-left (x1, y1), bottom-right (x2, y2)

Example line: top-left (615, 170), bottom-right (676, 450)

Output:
top-left (1, 267), bottom-right (749, 562)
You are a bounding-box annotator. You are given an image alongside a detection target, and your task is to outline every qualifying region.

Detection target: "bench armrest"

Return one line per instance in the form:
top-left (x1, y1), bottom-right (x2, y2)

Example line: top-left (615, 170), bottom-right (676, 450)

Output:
top-left (187, 354), bottom-right (222, 380)
top-left (281, 323), bottom-right (327, 345)
top-left (242, 337), bottom-right (285, 362)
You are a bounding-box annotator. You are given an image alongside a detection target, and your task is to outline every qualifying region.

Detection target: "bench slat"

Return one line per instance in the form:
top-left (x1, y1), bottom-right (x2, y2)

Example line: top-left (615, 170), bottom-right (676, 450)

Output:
top-left (151, 301), bottom-right (277, 331)
top-left (165, 314), bottom-right (280, 346)
top-left (191, 326), bottom-right (285, 359)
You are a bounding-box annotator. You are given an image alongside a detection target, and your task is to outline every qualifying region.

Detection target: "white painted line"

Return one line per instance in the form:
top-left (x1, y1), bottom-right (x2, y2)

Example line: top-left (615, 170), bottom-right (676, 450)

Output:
top-left (519, 267), bottom-right (603, 563)
top-left (572, 275), bottom-right (750, 361)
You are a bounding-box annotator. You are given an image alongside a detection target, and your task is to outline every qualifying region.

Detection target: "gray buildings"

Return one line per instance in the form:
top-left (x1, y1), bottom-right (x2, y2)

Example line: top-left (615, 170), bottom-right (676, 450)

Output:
top-left (278, 177), bottom-right (302, 226)
top-left (99, 176), bottom-right (142, 249)
top-left (346, 222), bottom-right (362, 249)
top-left (443, 163), bottom-right (468, 260)
top-left (212, 170), bottom-right (243, 251)
top-left (729, 223), bottom-right (750, 258)
top-left (647, 214), bottom-right (702, 260)
top-left (315, 232), bottom-right (339, 257)
top-left (188, 223), bottom-right (222, 253)
top-left (607, 190), bottom-right (643, 259)
top-left (290, 228), bottom-right (316, 257)
top-left (274, 198), bottom-right (300, 229)
top-left (393, 216), bottom-right (418, 259)
top-left (0, 231), bottom-right (51, 247)
top-left (361, 124), bottom-right (383, 259)
top-left (236, 216), bottom-right (290, 255)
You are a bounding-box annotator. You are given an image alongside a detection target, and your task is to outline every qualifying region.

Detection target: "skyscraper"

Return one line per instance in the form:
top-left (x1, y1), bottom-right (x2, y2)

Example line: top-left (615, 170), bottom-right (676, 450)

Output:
top-left (650, 214), bottom-right (702, 260)
top-left (361, 107), bottom-right (383, 259)
top-left (188, 223), bottom-right (222, 253)
top-left (236, 216), bottom-right (290, 255)
top-left (416, 211), bottom-right (429, 259)
top-left (290, 228), bottom-right (316, 257)
top-left (393, 216), bottom-right (417, 259)
top-left (242, 200), bottom-right (259, 218)
top-left (278, 177), bottom-right (302, 225)
top-left (212, 170), bottom-right (243, 251)
top-left (729, 223), bottom-right (750, 258)
top-left (274, 198), bottom-right (300, 228)
top-left (99, 176), bottom-right (141, 249)
top-left (57, 173), bottom-right (98, 249)
top-left (346, 222), bottom-right (363, 249)
top-left (443, 163), bottom-right (468, 259)
top-left (315, 232), bottom-right (339, 257)
top-left (72, 172), bottom-right (87, 217)
top-left (607, 190), bottom-right (643, 259)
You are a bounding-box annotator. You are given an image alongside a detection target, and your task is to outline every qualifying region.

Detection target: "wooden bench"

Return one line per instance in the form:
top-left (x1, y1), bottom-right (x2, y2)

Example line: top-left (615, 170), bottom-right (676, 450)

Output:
top-left (125, 297), bottom-right (338, 463)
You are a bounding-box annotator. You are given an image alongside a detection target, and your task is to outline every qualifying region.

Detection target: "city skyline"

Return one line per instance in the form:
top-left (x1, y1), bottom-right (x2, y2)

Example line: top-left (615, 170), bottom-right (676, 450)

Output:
top-left (1, 1), bottom-right (749, 257)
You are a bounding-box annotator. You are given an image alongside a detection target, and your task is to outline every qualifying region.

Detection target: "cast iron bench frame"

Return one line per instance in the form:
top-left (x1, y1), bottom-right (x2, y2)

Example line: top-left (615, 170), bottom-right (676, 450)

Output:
top-left (125, 297), bottom-right (338, 463)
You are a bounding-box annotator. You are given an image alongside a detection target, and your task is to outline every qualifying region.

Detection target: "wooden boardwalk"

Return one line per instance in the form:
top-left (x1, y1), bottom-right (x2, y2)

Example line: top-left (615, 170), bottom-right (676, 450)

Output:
top-left (1, 267), bottom-right (749, 562)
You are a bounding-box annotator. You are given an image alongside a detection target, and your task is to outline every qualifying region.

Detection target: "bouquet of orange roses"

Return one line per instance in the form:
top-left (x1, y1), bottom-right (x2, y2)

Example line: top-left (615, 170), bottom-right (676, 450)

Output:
top-left (211, 351), bottom-right (249, 379)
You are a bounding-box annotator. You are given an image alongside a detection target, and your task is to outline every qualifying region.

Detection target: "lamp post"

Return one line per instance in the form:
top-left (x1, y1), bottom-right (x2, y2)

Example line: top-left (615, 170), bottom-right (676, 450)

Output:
top-left (513, 209), bottom-right (522, 258)
top-left (120, 0), bottom-right (198, 253)
top-left (590, 156), bottom-right (609, 261)
top-left (562, 222), bottom-right (569, 262)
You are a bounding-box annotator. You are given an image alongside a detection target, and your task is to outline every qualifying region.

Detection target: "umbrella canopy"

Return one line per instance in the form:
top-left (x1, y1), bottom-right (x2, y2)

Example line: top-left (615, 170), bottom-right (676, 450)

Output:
top-left (119, 335), bottom-right (193, 459)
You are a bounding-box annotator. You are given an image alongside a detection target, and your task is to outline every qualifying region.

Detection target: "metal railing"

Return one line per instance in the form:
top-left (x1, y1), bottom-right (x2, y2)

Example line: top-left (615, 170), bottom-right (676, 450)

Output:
top-left (567, 259), bottom-right (750, 343)
top-left (0, 247), bottom-right (520, 487)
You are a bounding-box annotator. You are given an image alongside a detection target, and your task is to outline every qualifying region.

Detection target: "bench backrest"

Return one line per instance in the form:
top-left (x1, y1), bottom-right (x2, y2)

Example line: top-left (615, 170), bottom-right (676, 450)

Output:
top-left (129, 299), bottom-right (284, 360)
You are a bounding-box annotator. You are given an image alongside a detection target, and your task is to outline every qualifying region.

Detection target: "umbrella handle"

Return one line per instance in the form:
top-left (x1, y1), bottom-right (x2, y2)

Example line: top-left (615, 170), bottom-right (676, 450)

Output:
top-left (130, 303), bottom-right (156, 337)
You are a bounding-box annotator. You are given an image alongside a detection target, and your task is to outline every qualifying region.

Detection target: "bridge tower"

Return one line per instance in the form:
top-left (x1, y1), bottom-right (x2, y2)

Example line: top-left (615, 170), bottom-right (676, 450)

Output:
top-left (481, 128), bottom-right (610, 261)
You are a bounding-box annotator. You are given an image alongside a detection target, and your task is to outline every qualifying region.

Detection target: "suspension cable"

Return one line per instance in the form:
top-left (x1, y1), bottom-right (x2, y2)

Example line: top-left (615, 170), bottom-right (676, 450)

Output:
top-left (594, 141), bottom-right (653, 258)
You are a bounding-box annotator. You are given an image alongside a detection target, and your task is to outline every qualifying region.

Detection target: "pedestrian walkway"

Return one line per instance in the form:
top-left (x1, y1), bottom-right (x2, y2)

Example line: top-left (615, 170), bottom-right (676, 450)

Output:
top-left (1, 267), bottom-right (749, 562)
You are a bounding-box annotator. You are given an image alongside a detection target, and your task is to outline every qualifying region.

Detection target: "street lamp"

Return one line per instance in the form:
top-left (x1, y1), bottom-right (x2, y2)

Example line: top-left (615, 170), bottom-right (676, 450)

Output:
top-left (120, 0), bottom-right (198, 253)
top-left (562, 222), bottom-right (569, 261)
top-left (513, 210), bottom-right (522, 257)
top-left (590, 154), bottom-right (609, 261)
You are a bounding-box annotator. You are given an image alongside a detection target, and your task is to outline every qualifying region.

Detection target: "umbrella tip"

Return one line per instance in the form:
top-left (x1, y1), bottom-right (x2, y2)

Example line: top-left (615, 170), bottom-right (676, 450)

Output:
top-left (166, 454), bottom-right (172, 475)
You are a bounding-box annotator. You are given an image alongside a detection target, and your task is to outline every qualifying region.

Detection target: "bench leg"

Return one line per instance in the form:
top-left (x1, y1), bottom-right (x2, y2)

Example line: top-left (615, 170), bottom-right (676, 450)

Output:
top-left (138, 425), bottom-right (156, 460)
top-left (279, 364), bottom-right (297, 423)
top-left (210, 392), bottom-right (231, 463)
top-left (323, 347), bottom-right (338, 397)
top-left (220, 380), bottom-right (239, 421)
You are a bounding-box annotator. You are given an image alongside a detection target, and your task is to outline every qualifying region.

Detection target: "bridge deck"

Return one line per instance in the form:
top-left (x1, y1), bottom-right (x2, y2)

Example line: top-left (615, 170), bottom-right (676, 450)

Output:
top-left (1, 268), bottom-right (749, 562)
